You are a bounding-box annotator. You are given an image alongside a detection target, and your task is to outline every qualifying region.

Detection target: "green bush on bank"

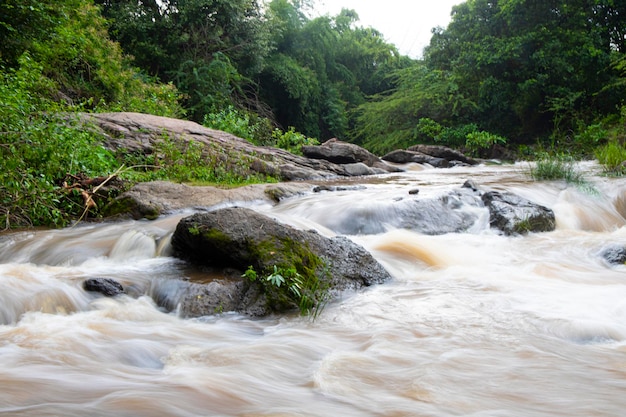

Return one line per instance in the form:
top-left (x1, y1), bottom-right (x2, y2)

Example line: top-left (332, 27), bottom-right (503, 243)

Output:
top-left (203, 107), bottom-right (319, 154)
top-left (0, 57), bottom-right (119, 228)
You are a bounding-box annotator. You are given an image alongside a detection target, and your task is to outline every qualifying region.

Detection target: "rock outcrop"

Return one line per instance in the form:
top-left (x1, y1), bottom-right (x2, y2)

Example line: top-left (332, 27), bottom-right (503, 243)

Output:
top-left (82, 113), bottom-right (397, 181)
top-left (302, 138), bottom-right (401, 174)
top-left (407, 144), bottom-right (478, 166)
top-left (170, 207), bottom-right (392, 317)
top-left (381, 149), bottom-right (450, 168)
top-left (82, 112), bottom-right (391, 182)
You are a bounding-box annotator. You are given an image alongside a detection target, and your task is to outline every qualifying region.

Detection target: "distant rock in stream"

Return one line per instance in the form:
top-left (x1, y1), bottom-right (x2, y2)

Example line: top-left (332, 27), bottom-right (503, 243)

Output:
top-left (302, 138), bottom-right (401, 174)
top-left (599, 245), bottom-right (626, 265)
top-left (481, 191), bottom-right (556, 235)
top-left (407, 144), bottom-right (478, 166)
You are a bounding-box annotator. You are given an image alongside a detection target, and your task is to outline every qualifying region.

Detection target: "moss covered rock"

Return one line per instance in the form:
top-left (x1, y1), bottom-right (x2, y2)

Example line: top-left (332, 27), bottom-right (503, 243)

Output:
top-left (171, 207), bottom-right (392, 317)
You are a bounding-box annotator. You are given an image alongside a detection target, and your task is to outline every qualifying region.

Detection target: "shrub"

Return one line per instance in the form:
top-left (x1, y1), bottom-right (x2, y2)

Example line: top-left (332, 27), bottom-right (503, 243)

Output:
top-left (0, 57), bottom-right (120, 228)
top-left (414, 118), bottom-right (443, 142)
top-left (203, 107), bottom-right (318, 154)
top-left (465, 130), bottom-right (507, 156)
top-left (271, 127), bottom-right (319, 155)
top-left (436, 123), bottom-right (478, 148)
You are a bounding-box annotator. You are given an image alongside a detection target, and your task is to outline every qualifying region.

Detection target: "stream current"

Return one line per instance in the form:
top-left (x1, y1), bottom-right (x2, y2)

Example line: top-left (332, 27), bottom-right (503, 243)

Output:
top-left (1, 162), bottom-right (626, 416)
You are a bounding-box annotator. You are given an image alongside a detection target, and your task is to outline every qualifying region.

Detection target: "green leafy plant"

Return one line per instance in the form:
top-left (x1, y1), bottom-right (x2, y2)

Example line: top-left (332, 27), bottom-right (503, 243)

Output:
top-left (414, 118), bottom-right (443, 142)
top-left (203, 106), bottom-right (258, 142)
top-left (465, 130), bottom-right (507, 156)
top-left (242, 265), bottom-right (258, 282)
top-left (241, 263), bottom-right (326, 317)
top-left (271, 127), bottom-right (319, 155)
top-left (436, 123), bottom-right (479, 148)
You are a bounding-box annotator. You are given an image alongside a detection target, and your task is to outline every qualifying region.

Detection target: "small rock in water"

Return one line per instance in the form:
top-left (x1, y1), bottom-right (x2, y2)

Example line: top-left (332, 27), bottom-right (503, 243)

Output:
top-left (600, 246), bottom-right (626, 265)
top-left (83, 278), bottom-right (125, 296)
top-left (462, 180), bottom-right (479, 192)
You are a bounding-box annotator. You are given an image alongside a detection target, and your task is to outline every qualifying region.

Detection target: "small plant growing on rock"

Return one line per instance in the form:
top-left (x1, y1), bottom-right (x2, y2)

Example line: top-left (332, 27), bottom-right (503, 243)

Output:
top-left (242, 263), bottom-right (326, 317)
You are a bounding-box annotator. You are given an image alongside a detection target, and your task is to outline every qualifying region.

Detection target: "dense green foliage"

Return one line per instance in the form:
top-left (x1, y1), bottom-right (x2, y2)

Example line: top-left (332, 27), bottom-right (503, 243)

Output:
top-left (202, 106), bottom-right (319, 154)
top-left (354, 0), bottom-right (626, 156)
top-left (96, 0), bottom-right (409, 138)
top-left (0, 0), bottom-right (265, 229)
top-left (4, 0), bottom-right (626, 228)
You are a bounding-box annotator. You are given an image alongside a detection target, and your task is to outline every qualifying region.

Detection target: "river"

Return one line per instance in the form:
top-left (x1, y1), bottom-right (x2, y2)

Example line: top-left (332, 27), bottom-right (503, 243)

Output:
top-left (1, 162), bottom-right (626, 417)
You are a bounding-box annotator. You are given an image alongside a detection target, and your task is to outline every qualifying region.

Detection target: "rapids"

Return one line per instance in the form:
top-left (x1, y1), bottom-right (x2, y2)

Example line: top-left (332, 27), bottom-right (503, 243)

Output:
top-left (2, 162), bottom-right (626, 416)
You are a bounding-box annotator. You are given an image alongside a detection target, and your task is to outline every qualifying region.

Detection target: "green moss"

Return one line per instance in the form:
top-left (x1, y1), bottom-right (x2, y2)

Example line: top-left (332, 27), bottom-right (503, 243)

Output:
top-left (200, 227), bottom-right (232, 246)
top-left (102, 196), bottom-right (160, 220)
top-left (247, 236), bottom-right (329, 316)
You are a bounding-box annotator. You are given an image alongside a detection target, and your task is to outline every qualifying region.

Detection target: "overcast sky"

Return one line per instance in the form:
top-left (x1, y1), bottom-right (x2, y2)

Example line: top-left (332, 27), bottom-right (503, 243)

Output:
top-left (311, 0), bottom-right (463, 58)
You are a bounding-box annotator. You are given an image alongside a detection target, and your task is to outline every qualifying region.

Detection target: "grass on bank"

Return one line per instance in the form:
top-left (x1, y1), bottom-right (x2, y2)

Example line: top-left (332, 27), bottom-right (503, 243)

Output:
top-left (529, 153), bottom-right (586, 183)
top-left (595, 141), bottom-right (626, 175)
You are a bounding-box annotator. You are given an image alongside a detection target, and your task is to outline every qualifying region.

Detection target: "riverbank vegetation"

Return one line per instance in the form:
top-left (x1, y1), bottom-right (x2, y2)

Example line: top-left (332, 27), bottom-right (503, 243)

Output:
top-left (2, 0), bottom-right (626, 228)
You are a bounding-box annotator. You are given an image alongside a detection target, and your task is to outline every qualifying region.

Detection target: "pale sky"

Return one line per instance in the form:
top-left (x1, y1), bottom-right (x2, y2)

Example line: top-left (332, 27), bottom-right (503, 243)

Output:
top-left (311, 0), bottom-right (463, 58)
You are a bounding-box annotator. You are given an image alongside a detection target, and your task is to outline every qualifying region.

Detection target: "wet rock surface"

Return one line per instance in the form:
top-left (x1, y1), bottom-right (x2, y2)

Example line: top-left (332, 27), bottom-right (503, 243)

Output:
top-left (407, 144), bottom-right (478, 166)
top-left (83, 277), bottom-right (125, 296)
top-left (600, 245), bottom-right (626, 265)
top-left (481, 191), bottom-right (556, 235)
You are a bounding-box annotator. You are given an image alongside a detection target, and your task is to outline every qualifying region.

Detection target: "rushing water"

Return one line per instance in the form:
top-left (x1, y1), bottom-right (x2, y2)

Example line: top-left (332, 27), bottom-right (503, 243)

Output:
top-left (2, 162), bottom-right (626, 417)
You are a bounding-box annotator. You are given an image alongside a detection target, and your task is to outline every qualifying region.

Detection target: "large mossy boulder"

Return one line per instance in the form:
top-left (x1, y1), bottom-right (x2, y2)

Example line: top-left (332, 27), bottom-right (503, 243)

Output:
top-left (170, 207), bottom-right (392, 317)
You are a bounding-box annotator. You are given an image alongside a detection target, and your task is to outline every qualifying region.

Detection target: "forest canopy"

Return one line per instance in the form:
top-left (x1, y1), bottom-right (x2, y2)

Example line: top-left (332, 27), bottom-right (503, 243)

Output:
top-left (3, 0), bottom-right (626, 229)
top-left (2, 0), bottom-right (626, 154)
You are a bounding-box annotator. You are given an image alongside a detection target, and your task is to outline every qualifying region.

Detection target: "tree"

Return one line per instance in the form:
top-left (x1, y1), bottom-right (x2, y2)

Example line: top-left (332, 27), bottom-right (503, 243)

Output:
top-left (96, 0), bottom-right (271, 120)
top-left (356, 0), bottom-right (624, 153)
top-left (258, 1), bottom-right (407, 140)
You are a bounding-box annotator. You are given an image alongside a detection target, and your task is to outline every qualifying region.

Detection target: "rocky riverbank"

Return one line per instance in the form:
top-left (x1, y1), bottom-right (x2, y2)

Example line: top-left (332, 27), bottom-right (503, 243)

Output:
top-left (78, 112), bottom-right (555, 317)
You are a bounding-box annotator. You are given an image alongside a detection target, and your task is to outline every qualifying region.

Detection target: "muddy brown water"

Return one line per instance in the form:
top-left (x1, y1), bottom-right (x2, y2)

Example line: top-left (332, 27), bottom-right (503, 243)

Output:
top-left (1, 162), bottom-right (626, 417)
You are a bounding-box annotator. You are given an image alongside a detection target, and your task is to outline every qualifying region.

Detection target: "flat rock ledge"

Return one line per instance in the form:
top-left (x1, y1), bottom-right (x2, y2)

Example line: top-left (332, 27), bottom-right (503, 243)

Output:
top-left (170, 207), bottom-right (392, 317)
top-left (81, 112), bottom-right (399, 181)
top-left (105, 180), bottom-right (313, 219)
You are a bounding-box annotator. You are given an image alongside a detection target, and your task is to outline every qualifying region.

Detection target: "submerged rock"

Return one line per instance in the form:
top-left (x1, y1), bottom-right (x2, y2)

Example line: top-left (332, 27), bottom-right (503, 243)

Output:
top-left (83, 277), bottom-right (125, 296)
top-left (310, 189), bottom-right (483, 236)
top-left (481, 191), bottom-right (555, 235)
top-left (599, 246), bottom-right (626, 265)
top-left (170, 207), bottom-right (392, 317)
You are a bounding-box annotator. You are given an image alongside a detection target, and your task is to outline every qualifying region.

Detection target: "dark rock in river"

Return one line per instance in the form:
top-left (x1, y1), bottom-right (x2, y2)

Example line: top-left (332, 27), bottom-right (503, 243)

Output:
top-left (83, 277), bottom-right (125, 296)
top-left (407, 144), bottom-right (478, 166)
top-left (599, 245), bottom-right (626, 265)
top-left (481, 191), bottom-right (555, 235)
top-left (382, 149), bottom-right (449, 168)
top-left (170, 207), bottom-right (392, 317)
top-left (302, 138), bottom-right (401, 173)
